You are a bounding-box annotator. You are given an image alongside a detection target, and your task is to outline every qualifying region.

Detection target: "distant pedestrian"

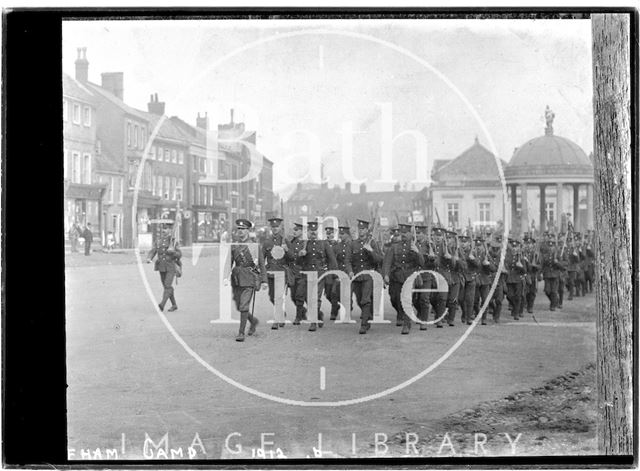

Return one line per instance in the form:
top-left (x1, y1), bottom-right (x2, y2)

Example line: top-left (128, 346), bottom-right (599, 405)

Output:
top-left (69, 222), bottom-right (81, 253)
top-left (82, 223), bottom-right (93, 256)
top-left (106, 231), bottom-right (115, 253)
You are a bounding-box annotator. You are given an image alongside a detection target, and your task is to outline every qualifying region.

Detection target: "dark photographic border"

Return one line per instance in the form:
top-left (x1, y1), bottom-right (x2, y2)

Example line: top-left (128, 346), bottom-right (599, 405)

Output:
top-left (2, 6), bottom-right (637, 468)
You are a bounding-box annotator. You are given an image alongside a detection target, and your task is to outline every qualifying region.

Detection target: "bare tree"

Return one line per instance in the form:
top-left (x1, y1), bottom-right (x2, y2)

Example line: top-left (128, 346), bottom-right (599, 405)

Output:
top-left (592, 13), bottom-right (633, 455)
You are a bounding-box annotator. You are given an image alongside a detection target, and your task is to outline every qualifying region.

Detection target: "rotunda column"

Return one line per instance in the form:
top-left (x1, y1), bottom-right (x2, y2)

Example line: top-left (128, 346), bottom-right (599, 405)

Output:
top-left (573, 184), bottom-right (580, 230)
top-left (510, 184), bottom-right (518, 236)
top-left (520, 183), bottom-right (529, 234)
top-left (586, 183), bottom-right (594, 230)
top-left (556, 182), bottom-right (564, 232)
top-left (539, 184), bottom-right (547, 233)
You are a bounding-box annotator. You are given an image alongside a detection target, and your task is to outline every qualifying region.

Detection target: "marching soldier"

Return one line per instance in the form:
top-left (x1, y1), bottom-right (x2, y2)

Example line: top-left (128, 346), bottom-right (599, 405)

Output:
top-left (541, 236), bottom-right (562, 311)
top-left (299, 221), bottom-right (338, 331)
top-left (458, 235), bottom-right (479, 325)
top-left (440, 230), bottom-right (462, 327)
top-left (475, 237), bottom-right (497, 325)
top-left (523, 234), bottom-right (540, 314)
top-left (261, 217), bottom-right (290, 330)
top-left (413, 225), bottom-right (435, 331)
top-left (351, 219), bottom-right (383, 334)
top-left (566, 234), bottom-right (580, 301)
top-left (488, 236), bottom-right (507, 322)
top-left (323, 225), bottom-right (340, 320)
top-left (289, 222), bottom-right (309, 325)
top-left (506, 238), bottom-right (528, 320)
top-left (557, 234), bottom-right (568, 309)
top-left (329, 225), bottom-right (353, 321)
top-left (228, 219), bottom-right (268, 342)
top-left (383, 223), bottom-right (424, 334)
top-left (583, 234), bottom-right (595, 294)
top-left (146, 222), bottom-right (182, 312)
top-left (574, 233), bottom-right (586, 297)
top-left (428, 227), bottom-right (450, 327)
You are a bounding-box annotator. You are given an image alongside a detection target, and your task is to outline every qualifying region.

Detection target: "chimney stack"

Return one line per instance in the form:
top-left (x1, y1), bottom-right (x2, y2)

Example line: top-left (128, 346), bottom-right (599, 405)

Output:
top-left (101, 72), bottom-right (124, 100)
top-left (196, 112), bottom-right (209, 130)
top-left (230, 109), bottom-right (234, 124)
top-left (359, 183), bottom-right (367, 194)
top-left (345, 182), bottom-right (352, 193)
top-left (147, 92), bottom-right (165, 115)
top-left (394, 182), bottom-right (401, 192)
top-left (75, 47), bottom-right (89, 83)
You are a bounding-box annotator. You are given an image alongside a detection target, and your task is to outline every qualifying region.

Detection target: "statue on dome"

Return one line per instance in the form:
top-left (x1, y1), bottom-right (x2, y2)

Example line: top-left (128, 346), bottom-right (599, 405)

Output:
top-left (545, 105), bottom-right (555, 135)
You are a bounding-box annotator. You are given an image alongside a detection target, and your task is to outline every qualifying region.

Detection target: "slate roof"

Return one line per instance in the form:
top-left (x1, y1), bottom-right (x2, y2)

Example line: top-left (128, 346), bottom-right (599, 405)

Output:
top-left (432, 138), bottom-right (506, 184)
top-left (63, 73), bottom-right (97, 104)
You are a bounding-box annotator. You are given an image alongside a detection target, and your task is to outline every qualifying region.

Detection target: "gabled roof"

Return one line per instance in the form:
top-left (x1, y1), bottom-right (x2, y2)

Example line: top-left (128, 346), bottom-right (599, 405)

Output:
top-left (63, 73), bottom-right (96, 105)
top-left (432, 138), bottom-right (506, 184)
top-left (85, 82), bottom-right (151, 123)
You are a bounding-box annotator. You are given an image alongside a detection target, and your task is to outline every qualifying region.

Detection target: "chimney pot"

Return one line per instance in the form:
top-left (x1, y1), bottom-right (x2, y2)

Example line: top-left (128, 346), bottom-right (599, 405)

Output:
top-left (75, 46), bottom-right (89, 83)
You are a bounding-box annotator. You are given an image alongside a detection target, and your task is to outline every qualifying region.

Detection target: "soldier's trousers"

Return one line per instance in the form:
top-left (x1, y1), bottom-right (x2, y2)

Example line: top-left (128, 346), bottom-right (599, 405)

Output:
top-left (429, 289), bottom-right (448, 325)
top-left (459, 280), bottom-right (476, 323)
top-left (353, 278), bottom-right (374, 325)
top-left (84, 240), bottom-right (91, 256)
top-left (584, 268), bottom-right (594, 293)
top-left (412, 276), bottom-right (432, 325)
top-left (159, 270), bottom-right (176, 308)
top-left (525, 279), bottom-right (537, 312)
top-left (299, 276), bottom-right (325, 324)
top-left (290, 276), bottom-right (307, 320)
top-left (325, 276), bottom-right (344, 319)
top-left (233, 286), bottom-right (256, 334)
top-left (492, 281), bottom-right (504, 321)
top-left (543, 277), bottom-right (559, 309)
top-left (446, 282), bottom-right (460, 324)
top-left (575, 270), bottom-right (585, 296)
top-left (389, 281), bottom-right (410, 326)
top-left (506, 282), bottom-right (524, 319)
top-left (474, 283), bottom-right (491, 321)
top-left (567, 271), bottom-right (577, 298)
top-left (558, 277), bottom-right (565, 307)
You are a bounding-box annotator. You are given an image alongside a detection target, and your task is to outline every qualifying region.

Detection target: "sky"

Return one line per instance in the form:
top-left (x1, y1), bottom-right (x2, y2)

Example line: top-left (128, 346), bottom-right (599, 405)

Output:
top-left (63, 19), bottom-right (593, 197)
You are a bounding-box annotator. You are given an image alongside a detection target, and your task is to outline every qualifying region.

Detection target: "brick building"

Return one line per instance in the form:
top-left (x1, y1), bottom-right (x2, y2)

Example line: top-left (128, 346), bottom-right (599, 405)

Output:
top-left (63, 66), bottom-right (106, 242)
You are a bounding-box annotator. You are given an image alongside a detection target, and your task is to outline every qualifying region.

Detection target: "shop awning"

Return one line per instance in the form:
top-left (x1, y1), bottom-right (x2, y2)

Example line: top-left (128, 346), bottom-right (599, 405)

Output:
top-left (65, 183), bottom-right (107, 200)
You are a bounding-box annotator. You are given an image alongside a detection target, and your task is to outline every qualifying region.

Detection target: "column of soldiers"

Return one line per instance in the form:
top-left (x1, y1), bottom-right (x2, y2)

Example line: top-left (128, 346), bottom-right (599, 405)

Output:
top-left (227, 217), bottom-right (594, 342)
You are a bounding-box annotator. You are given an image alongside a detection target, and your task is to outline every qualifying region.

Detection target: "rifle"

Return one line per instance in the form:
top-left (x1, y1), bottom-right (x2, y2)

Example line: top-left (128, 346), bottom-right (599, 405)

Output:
top-left (434, 208), bottom-right (442, 228)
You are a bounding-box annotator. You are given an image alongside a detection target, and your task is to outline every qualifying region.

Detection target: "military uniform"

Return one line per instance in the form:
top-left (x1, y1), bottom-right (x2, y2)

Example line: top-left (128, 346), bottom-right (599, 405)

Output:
top-left (583, 244), bottom-right (595, 293)
top-left (474, 241), bottom-right (497, 324)
top-left (437, 231), bottom-right (462, 326)
top-left (488, 239), bottom-right (507, 322)
top-left (413, 226), bottom-right (436, 331)
top-left (261, 218), bottom-right (292, 329)
top-left (147, 227), bottom-right (182, 312)
top-left (323, 227), bottom-right (342, 320)
top-left (505, 240), bottom-right (528, 320)
top-left (541, 240), bottom-right (562, 311)
top-left (288, 224), bottom-right (309, 324)
top-left (382, 224), bottom-right (424, 334)
top-left (523, 236), bottom-right (540, 313)
top-left (351, 220), bottom-right (383, 334)
top-left (459, 237), bottom-right (480, 325)
top-left (566, 240), bottom-right (580, 300)
top-left (229, 219), bottom-right (267, 341)
top-left (329, 227), bottom-right (354, 321)
top-left (299, 221), bottom-right (338, 331)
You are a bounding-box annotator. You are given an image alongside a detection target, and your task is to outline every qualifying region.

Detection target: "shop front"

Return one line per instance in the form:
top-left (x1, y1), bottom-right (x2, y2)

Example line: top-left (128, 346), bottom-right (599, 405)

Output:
top-left (64, 183), bottom-right (106, 240)
top-left (193, 207), bottom-right (229, 243)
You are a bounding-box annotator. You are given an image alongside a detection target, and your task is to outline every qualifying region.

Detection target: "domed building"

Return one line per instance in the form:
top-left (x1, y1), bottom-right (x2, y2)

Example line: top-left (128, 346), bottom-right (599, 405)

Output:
top-left (504, 107), bottom-right (594, 235)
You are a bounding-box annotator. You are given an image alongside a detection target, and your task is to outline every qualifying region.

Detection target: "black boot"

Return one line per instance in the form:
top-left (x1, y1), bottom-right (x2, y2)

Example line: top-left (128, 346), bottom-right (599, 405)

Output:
top-left (168, 293), bottom-right (178, 311)
top-left (236, 312), bottom-right (248, 341)
top-left (248, 316), bottom-right (259, 336)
